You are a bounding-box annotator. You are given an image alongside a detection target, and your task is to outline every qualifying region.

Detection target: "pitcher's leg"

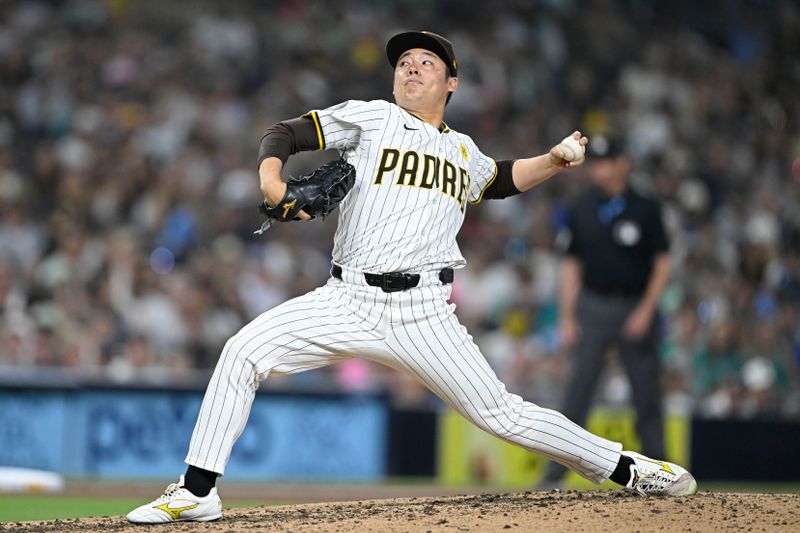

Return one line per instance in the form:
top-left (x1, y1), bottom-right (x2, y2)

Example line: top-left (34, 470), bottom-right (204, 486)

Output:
top-left (544, 295), bottom-right (615, 482)
top-left (186, 284), bottom-right (384, 474)
top-left (386, 289), bottom-right (622, 483)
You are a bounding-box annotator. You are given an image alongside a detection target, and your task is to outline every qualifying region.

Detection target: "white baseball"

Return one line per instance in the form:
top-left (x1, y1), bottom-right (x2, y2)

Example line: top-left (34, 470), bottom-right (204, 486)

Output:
top-left (557, 135), bottom-right (585, 162)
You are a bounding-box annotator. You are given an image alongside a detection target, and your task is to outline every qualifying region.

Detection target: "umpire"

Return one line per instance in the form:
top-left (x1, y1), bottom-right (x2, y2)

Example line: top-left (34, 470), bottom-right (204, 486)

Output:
top-left (540, 136), bottom-right (671, 486)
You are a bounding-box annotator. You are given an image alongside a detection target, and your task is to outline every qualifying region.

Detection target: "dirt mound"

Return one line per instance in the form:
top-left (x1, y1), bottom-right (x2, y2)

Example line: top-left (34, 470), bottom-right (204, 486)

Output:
top-left (4, 491), bottom-right (798, 532)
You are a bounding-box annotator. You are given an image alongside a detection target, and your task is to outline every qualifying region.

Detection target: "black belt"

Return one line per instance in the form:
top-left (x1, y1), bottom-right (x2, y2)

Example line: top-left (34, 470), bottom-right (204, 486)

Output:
top-left (331, 264), bottom-right (454, 293)
top-left (586, 286), bottom-right (642, 298)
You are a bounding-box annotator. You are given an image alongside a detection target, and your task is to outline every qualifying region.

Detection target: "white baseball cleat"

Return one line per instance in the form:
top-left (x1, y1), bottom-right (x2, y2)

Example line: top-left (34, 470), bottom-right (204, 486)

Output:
top-left (126, 475), bottom-right (222, 523)
top-left (622, 451), bottom-right (698, 496)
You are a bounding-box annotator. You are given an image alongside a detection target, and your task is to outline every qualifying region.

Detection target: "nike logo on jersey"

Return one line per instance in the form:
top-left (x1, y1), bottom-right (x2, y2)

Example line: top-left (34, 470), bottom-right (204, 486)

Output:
top-left (403, 124), bottom-right (418, 131)
top-left (154, 502), bottom-right (199, 520)
top-left (373, 148), bottom-right (470, 212)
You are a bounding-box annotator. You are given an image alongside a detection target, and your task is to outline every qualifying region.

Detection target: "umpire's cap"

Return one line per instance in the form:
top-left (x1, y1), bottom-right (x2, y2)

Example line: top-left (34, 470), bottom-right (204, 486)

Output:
top-left (386, 31), bottom-right (458, 77)
top-left (588, 135), bottom-right (626, 159)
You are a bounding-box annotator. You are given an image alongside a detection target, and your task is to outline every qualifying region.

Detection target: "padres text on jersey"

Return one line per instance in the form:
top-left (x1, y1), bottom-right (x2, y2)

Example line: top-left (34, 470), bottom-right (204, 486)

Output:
top-left (308, 99), bottom-right (498, 274)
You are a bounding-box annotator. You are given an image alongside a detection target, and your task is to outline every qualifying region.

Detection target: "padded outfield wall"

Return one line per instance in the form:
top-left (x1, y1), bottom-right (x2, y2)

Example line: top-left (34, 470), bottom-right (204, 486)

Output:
top-left (0, 385), bottom-right (387, 481)
top-left (2, 384), bottom-right (798, 484)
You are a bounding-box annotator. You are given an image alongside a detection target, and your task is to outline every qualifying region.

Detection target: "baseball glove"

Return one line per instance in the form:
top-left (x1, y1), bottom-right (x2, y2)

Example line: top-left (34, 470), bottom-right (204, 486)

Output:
top-left (255, 159), bottom-right (356, 234)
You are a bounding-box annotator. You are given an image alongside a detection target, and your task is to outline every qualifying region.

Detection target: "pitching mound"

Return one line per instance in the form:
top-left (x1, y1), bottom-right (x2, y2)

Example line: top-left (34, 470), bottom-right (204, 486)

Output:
top-left (4, 491), bottom-right (798, 532)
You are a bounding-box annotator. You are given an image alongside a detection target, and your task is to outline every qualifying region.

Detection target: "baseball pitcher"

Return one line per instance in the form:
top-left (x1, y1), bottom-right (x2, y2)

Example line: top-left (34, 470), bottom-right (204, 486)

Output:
top-left (127, 31), bottom-right (696, 524)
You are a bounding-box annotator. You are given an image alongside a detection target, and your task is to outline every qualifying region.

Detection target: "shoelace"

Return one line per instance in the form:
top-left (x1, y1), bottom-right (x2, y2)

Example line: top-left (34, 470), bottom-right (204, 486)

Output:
top-left (633, 470), bottom-right (675, 495)
top-left (154, 483), bottom-right (184, 504)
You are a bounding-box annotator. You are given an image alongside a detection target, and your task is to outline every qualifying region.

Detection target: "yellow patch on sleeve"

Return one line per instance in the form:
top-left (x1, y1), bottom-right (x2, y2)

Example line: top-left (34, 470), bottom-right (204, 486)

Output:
top-left (459, 143), bottom-right (469, 161)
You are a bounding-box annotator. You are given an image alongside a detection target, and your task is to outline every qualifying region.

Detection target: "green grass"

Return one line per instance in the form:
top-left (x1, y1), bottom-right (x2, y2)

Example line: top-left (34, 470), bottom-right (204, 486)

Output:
top-left (0, 496), bottom-right (268, 523)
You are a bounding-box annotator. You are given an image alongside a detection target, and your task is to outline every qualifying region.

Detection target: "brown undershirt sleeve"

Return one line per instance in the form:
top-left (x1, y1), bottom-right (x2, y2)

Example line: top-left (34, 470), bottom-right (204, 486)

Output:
top-left (257, 114), bottom-right (323, 167)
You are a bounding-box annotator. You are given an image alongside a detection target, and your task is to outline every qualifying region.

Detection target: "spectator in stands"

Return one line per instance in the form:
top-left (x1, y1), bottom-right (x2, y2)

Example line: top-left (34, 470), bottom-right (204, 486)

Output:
top-left (0, 0), bottom-right (797, 419)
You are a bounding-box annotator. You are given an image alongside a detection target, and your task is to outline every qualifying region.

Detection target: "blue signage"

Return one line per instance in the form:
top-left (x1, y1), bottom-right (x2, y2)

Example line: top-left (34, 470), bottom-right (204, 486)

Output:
top-left (0, 389), bottom-right (387, 481)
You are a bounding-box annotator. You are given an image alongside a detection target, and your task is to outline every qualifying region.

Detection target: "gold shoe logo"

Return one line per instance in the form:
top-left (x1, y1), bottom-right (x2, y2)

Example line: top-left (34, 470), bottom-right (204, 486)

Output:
top-left (282, 199), bottom-right (297, 220)
top-left (154, 502), bottom-right (199, 520)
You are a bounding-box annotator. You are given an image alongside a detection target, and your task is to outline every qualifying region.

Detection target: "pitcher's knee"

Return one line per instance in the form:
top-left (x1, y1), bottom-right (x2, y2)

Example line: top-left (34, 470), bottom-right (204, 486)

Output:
top-left (219, 332), bottom-right (258, 368)
top-left (470, 409), bottom-right (521, 441)
top-left (490, 418), bottom-right (521, 440)
top-left (220, 326), bottom-right (288, 376)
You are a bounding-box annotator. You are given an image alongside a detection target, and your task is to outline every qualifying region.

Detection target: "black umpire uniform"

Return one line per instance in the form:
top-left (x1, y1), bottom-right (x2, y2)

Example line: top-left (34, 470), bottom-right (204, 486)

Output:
top-left (541, 136), bottom-right (670, 485)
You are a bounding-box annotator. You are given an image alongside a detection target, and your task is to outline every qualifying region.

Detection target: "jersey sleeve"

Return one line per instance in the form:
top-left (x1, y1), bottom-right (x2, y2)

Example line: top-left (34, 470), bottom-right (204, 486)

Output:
top-left (564, 205), bottom-right (581, 257)
top-left (306, 99), bottom-right (388, 152)
top-left (466, 140), bottom-right (500, 204)
top-left (648, 201), bottom-right (670, 254)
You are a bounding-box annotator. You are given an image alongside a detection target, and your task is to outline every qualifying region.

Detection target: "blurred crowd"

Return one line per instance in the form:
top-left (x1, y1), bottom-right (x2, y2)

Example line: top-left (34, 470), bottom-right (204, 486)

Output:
top-left (0, 0), bottom-right (798, 419)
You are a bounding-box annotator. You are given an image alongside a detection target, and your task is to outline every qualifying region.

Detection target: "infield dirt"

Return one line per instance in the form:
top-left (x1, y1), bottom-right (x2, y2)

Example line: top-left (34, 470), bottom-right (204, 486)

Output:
top-left (3, 491), bottom-right (798, 532)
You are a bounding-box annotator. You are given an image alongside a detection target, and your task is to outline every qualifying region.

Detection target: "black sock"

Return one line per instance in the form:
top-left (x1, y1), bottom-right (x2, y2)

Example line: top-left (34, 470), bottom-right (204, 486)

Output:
top-left (609, 454), bottom-right (635, 487)
top-left (183, 465), bottom-right (218, 497)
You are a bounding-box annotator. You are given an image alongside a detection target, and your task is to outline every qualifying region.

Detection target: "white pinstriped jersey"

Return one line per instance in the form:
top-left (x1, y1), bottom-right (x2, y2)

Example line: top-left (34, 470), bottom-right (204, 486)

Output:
top-left (307, 99), bottom-right (499, 273)
top-left (184, 100), bottom-right (625, 487)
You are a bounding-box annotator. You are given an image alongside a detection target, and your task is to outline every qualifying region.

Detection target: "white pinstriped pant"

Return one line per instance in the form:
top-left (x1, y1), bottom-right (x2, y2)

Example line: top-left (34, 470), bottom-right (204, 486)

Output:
top-left (185, 269), bottom-right (623, 483)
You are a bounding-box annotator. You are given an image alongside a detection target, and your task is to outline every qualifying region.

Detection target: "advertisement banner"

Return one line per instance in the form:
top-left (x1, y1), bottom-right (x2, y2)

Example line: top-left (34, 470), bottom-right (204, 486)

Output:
top-left (437, 407), bottom-right (689, 488)
top-left (0, 391), bottom-right (67, 473)
top-left (0, 389), bottom-right (387, 481)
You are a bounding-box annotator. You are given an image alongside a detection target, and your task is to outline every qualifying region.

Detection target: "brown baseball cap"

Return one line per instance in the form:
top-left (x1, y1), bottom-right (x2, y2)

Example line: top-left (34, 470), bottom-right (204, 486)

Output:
top-left (386, 31), bottom-right (458, 77)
